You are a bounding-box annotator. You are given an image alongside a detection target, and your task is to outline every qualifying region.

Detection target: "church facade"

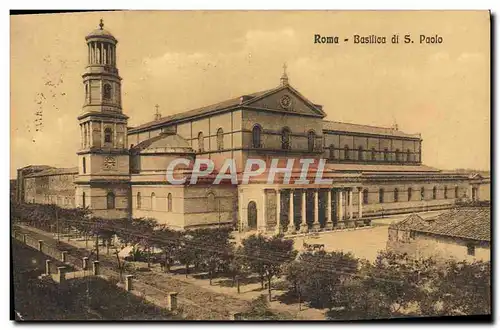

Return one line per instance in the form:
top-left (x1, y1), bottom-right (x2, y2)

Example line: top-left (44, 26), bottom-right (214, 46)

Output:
top-left (16, 22), bottom-right (488, 233)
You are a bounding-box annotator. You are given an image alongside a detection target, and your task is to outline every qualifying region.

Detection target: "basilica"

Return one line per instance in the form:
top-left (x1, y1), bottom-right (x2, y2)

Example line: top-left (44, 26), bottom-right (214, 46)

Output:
top-left (15, 21), bottom-right (489, 233)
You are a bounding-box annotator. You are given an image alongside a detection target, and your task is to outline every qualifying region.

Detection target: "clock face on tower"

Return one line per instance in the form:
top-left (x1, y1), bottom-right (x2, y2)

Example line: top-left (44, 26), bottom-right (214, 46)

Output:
top-left (103, 156), bottom-right (116, 170)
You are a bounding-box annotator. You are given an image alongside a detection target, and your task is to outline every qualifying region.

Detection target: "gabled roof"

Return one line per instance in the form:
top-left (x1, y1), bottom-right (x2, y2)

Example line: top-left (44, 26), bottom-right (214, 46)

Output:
top-left (392, 208), bottom-right (490, 242)
top-left (323, 121), bottom-right (421, 139)
top-left (128, 83), bottom-right (326, 133)
top-left (129, 86), bottom-right (280, 133)
top-left (132, 133), bottom-right (194, 154)
top-left (325, 163), bottom-right (440, 173)
top-left (389, 213), bottom-right (430, 231)
top-left (25, 167), bottom-right (78, 178)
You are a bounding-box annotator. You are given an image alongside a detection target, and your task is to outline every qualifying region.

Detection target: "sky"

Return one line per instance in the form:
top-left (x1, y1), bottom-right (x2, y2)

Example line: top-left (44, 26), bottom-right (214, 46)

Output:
top-left (10, 10), bottom-right (490, 178)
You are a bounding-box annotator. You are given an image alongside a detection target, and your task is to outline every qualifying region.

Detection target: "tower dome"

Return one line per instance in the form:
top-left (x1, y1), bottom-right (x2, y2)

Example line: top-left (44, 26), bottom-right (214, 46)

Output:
top-left (85, 19), bottom-right (117, 43)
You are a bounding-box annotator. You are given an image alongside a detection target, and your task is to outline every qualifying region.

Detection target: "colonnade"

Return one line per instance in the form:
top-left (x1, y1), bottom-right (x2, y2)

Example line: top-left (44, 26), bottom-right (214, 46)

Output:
top-left (241, 187), bottom-right (366, 233)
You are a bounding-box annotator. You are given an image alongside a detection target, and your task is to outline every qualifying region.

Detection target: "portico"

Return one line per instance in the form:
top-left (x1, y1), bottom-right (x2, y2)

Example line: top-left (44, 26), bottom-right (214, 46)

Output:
top-left (238, 184), bottom-right (366, 234)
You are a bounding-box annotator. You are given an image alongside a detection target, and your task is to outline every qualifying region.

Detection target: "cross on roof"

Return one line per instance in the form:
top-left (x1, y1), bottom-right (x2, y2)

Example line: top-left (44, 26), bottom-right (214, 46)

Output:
top-left (154, 104), bottom-right (161, 121)
top-left (280, 62), bottom-right (289, 86)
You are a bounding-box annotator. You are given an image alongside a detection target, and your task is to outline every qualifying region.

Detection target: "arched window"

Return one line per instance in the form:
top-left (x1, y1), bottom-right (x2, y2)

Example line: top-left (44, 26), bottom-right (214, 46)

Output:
top-left (198, 132), bottom-right (204, 152)
top-left (395, 149), bottom-right (401, 162)
top-left (103, 83), bottom-right (112, 100)
top-left (394, 188), bottom-right (399, 202)
top-left (363, 189), bottom-right (369, 204)
top-left (408, 187), bottom-right (413, 201)
top-left (344, 145), bottom-right (350, 160)
top-left (151, 192), bottom-right (156, 210)
top-left (82, 192), bottom-right (86, 208)
top-left (455, 186), bottom-right (459, 199)
top-left (216, 128), bottom-right (224, 151)
top-left (444, 186), bottom-right (448, 199)
top-left (82, 157), bottom-right (86, 174)
top-left (383, 148), bottom-right (389, 161)
top-left (432, 187), bottom-right (437, 200)
top-left (307, 130), bottom-right (316, 152)
top-left (329, 144), bottom-right (335, 159)
top-left (104, 127), bottom-right (112, 143)
top-left (137, 192), bottom-right (142, 209)
top-left (420, 187), bottom-right (425, 200)
top-left (281, 127), bottom-right (291, 150)
top-left (252, 125), bottom-right (262, 148)
top-left (207, 192), bottom-right (216, 212)
top-left (167, 193), bottom-right (172, 212)
top-left (106, 192), bottom-right (115, 209)
top-left (358, 146), bottom-right (364, 161)
top-left (371, 148), bottom-right (376, 161)
top-left (406, 149), bottom-right (411, 162)
top-left (379, 188), bottom-right (384, 203)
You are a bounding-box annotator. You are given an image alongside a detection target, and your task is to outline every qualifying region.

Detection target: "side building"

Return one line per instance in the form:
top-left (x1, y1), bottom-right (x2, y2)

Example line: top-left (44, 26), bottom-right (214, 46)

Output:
top-left (386, 207), bottom-right (490, 262)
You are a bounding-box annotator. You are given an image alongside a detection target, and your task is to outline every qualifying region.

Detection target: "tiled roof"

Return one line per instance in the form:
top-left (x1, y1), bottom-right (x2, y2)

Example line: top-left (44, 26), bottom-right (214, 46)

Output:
top-left (133, 133), bottom-right (194, 154)
top-left (129, 87), bottom-right (279, 132)
top-left (393, 208), bottom-right (491, 242)
top-left (325, 163), bottom-right (440, 173)
top-left (26, 167), bottom-right (78, 178)
top-left (323, 121), bottom-right (421, 139)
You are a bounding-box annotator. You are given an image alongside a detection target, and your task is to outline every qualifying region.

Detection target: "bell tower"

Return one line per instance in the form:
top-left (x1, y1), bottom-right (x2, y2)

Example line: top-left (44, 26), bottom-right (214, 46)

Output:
top-left (76, 20), bottom-right (130, 218)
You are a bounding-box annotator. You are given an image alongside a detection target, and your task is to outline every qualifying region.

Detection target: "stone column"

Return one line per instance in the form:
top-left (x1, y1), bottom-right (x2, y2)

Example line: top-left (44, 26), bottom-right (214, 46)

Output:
top-left (80, 124), bottom-right (84, 148)
top-left (325, 189), bottom-right (333, 230)
top-left (93, 261), bottom-right (100, 276)
top-left (261, 190), bottom-right (267, 232)
top-left (238, 190), bottom-right (244, 232)
top-left (83, 257), bottom-right (89, 270)
top-left (89, 122), bottom-right (93, 147)
top-left (125, 275), bottom-right (134, 292)
top-left (100, 42), bottom-right (104, 64)
top-left (167, 292), bottom-right (178, 311)
top-left (113, 122), bottom-right (117, 148)
top-left (275, 189), bottom-right (281, 234)
top-left (358, 187), bottom-right (363, 219)
top-left (300, 190), bottom-right (308, 232)
top-left (89, 43), bottom-right (93, 63)
top-left (100, 121), bottom-right (105, 147)
top-left (289, 190), bottom-right (295, 232)
top-left (61, 251), bottom-right (67, 263)
top-left (45, 260), bottom-right (52, 275)
top-left (312, 189), bottom-right (320, 230)
top-left (338, 190), bottom-right (344, 228)
top-left (57, 266), bottom-right (66, 284)
top-left (23, 234), bottom-right (27, 245)
top-left (349, 189), bottom-right (354, 220)
top-left (38, 240), bottom-right (43, 252)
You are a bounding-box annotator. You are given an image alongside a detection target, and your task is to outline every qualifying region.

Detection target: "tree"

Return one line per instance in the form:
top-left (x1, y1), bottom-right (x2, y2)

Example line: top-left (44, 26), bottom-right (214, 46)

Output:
top-left (283, 259), bottom-right (310, 310)
top-left (227, 247), bottom-right (248, 293)
top-left (241, 234), bottom-right (297, 301)
top-left (243, 294), bottom-right (284, 320)
top-left (192, 228), bottom-right (234, 285)
top-left (176, 231), bottom-right (198, 278)
top-left (326, 277), bottom-right (392, 320)
top-left (149, 226), bottom-right (180, 273)
top-left (433, 260), bottom-right (490, 316)
top-left (292, 251), bottom-right (360, 309)
top-left (362, 251), bottom-right (439, 316)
